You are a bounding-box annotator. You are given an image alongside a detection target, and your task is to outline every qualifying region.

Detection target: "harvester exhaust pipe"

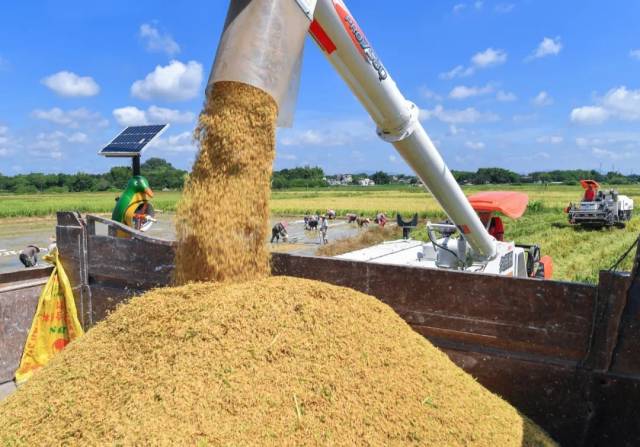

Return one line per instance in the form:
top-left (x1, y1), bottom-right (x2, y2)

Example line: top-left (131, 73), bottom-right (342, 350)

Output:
top-left (208, 0), bottom-right (317, 127)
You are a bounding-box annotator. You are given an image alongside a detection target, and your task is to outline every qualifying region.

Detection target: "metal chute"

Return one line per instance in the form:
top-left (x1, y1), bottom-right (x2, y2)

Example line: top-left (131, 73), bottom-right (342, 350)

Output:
top-left (208, 0), bottom-right (317, 127)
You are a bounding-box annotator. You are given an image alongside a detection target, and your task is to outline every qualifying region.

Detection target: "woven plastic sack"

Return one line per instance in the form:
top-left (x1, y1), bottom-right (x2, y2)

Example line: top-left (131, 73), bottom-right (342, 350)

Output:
top-left (15, 248), bottom-right (84, 384)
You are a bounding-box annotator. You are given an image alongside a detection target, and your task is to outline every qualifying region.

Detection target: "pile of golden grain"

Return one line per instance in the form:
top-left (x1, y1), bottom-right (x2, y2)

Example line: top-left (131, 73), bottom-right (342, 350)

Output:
top-left (174, 81), bottom-right (277, 284)
top-left (0, 277), bottom-right (554, 446)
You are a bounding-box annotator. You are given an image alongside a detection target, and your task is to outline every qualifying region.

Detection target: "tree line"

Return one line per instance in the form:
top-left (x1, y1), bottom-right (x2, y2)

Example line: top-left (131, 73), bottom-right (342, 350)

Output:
top-left (0, 158), bottom-right (187, 194)
top-left (0, 161), bottom-right (638, 194)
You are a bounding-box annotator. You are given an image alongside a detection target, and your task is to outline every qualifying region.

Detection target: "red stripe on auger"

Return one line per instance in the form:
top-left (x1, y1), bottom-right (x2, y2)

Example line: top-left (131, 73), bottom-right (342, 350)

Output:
top-left (309, 20), bottom-right (337, 54)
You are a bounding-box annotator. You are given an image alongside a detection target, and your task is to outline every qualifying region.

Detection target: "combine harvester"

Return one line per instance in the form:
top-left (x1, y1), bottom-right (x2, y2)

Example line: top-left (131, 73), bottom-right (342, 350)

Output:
top-left (2, 1), bottom-right (640, 444)
top-left (566, 179), bottom-right (634, 228)
top-left (210, 0), bottom-right (552, 278)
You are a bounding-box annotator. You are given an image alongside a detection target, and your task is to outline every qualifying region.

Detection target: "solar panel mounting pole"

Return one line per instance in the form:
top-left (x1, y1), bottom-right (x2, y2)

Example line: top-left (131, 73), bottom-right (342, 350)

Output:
top-left (132, 156), bottom-right (141, 176)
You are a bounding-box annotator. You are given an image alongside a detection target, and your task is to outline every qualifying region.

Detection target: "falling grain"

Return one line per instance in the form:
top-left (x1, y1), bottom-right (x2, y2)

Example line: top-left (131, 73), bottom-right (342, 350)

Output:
top-left (174, 81), bottom-right (278, 284)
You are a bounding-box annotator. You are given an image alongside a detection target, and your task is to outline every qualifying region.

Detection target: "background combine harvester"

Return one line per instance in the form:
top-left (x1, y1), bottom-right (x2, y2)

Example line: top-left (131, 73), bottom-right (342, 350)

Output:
top-left (566, 179), bottom-right (634, 228)
top-left (2, 1), bottom-right (640, 445)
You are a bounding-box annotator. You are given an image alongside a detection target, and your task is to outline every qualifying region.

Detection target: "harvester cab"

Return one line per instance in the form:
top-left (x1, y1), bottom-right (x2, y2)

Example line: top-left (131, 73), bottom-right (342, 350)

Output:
top-left (566, 179), bottom-right (634, 228)
top-left (98, 124), bottom-right (168, 233)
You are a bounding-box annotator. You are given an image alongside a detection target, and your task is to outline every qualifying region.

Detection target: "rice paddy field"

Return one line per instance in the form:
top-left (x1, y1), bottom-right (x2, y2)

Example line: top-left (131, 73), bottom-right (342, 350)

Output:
top-left (1, 183), bottom-right (639, 283)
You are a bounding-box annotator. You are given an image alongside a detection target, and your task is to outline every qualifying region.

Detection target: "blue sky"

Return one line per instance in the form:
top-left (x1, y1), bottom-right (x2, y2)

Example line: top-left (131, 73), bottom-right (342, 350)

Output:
top-left (1, 0), bottom-right (639, 176)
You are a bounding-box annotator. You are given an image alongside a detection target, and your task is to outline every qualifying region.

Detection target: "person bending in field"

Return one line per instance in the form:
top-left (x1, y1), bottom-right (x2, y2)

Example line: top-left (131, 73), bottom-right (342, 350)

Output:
top-left (19, 245), bottom-right (40, 268)
top-left (271, 222), bottom-right (288, 243)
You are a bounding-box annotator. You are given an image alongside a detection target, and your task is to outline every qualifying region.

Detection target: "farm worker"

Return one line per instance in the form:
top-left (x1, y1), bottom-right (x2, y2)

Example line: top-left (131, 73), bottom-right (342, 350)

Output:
top-left (320, 216), bottom-right (329, 244)
top-left (271, 222), bottom-right (288, 243)
top-left (584, 184), bottom-right (596, 202)
top-left (327, 209), bottom-right (336, 220)
top-left (376, 213), bottom-right (387, 227)
top-left (19, 245), bottom-right (40, 268)
top-left (488, 217), bottom-right (505, 242)
top-left (478, 212), bottom-right (504, 241)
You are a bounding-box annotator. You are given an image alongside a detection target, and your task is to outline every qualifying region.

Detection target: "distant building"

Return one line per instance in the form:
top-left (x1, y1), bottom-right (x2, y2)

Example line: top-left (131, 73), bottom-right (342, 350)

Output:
top-left (358, 178), bottom-right (375, 186)
top-left (340, 174), bottom-right (353, 184)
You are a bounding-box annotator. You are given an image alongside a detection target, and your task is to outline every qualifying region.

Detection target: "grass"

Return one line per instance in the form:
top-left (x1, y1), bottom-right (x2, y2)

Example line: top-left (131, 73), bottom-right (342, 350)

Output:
top-left (1, 183), bottom-right (639, 283)
top-left (0, 191), bottom-right (182, 218)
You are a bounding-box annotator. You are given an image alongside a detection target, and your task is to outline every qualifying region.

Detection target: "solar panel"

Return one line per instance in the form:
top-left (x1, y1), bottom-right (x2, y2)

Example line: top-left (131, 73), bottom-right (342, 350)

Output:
top-left (99, 124), bottom-right (169, 157)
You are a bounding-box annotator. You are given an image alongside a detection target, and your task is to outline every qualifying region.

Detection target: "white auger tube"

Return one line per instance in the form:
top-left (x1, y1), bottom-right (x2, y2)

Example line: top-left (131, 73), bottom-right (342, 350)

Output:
top-left (310, 0), bottom-right (497, 260)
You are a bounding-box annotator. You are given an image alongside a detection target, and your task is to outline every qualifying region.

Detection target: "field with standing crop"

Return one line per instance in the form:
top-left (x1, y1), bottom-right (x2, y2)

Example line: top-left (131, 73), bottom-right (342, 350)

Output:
top-left (0, 183), bottom-right (638, 283)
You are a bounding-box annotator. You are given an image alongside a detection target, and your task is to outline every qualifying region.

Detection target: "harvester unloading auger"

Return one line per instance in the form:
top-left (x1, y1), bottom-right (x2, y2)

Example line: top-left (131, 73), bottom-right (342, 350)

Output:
top-left (211, 0), bottom-right (552, 278)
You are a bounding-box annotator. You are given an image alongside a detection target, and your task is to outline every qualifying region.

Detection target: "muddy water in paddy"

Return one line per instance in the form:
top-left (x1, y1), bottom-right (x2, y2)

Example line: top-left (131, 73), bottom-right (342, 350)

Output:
top-left (0, 214), bottom-right (360, 273)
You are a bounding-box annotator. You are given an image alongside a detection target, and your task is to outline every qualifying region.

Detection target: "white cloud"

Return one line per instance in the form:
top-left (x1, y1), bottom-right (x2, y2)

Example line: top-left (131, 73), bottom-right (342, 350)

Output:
top-left (148, 105), bottom-right (195, 123)
top-left (496, 90), bottom-right (517, 102)
top-left (527, 37), bottom-right (562, 61)
top-left (278, 153), bottom-right (298, 161)
top-left (41, 71), bottom-right (100, 97)
top-left (139, 23), bottom-right (180, 56)
top-left (532, 91), bottom-right (553, 107)
top-left (440, 65), bottom-right (472, 80)
top-left (419, 105), bottom-right (499, 124)
top-left (131, 60), bottom-right (203, 101)
top-left (279, 119), bottom-right (373, 148)
top-left (536, 135), bottom-right (564, 144)
top-left (591, 147), bottom-right (635, 160)
top-left (389, 155), bottom-right (399, 163)
top-left (576, 137), bottom-right (590, 147)
top-left (571, 87), bottom-right (640, 125)
top-left (419, 86), bottom-right (442, 101)
top-left (474, 1), bottom-right (484, 9)
top-left (630, 49), bottom-right (640, 60)
top-left (495, 3), bottom-right (515, 13)
top-left (465, 140), bottom-right (485, 150)
top-left (281, 130), bottom-right (326, 146)
top-left (28, 131), bottom-right (87, 160)
top-left (113, 105), bottom-right (195, 127)
top-left (0, 126), bottom-right (9, 157)
top-left (447, 124), bottom-right (464, 136)
top-left (441, 48), bottom-right (507, 79)
top-left (570, 106), bottom-right (609, 125)
top-left (601, 86), bottom-right (640, 121)
top-left (113, 107), bottom-right (149, 127)
top-left (151, 131), bottom-right (195, 153)
top-left (453, 3), bottom-right (466, 13)
top-left (513, 113), bottom-right (538, 123)
top-left (449, 84), bottom-right (493, 100)
top-left (471, 48), bottom-right (508, 68)
top-left (68, 132), bottom-right (88, 143)
top-left (36, 131), bottom-right (87, 144)
top-left (31, 107), bottom-right (108, 128)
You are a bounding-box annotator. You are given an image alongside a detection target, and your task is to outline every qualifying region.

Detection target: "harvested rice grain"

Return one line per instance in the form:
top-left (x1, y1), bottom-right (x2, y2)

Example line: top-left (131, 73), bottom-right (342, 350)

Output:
top-left (0, 277), bottom-right (555, 446)
top-left (174, 81), bottom-right (277, 284)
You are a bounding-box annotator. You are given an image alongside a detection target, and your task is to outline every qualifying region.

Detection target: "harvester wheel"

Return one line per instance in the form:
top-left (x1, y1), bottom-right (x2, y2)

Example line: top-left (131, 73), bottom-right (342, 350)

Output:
top-left (526, 245), bottom-right (541, 277)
